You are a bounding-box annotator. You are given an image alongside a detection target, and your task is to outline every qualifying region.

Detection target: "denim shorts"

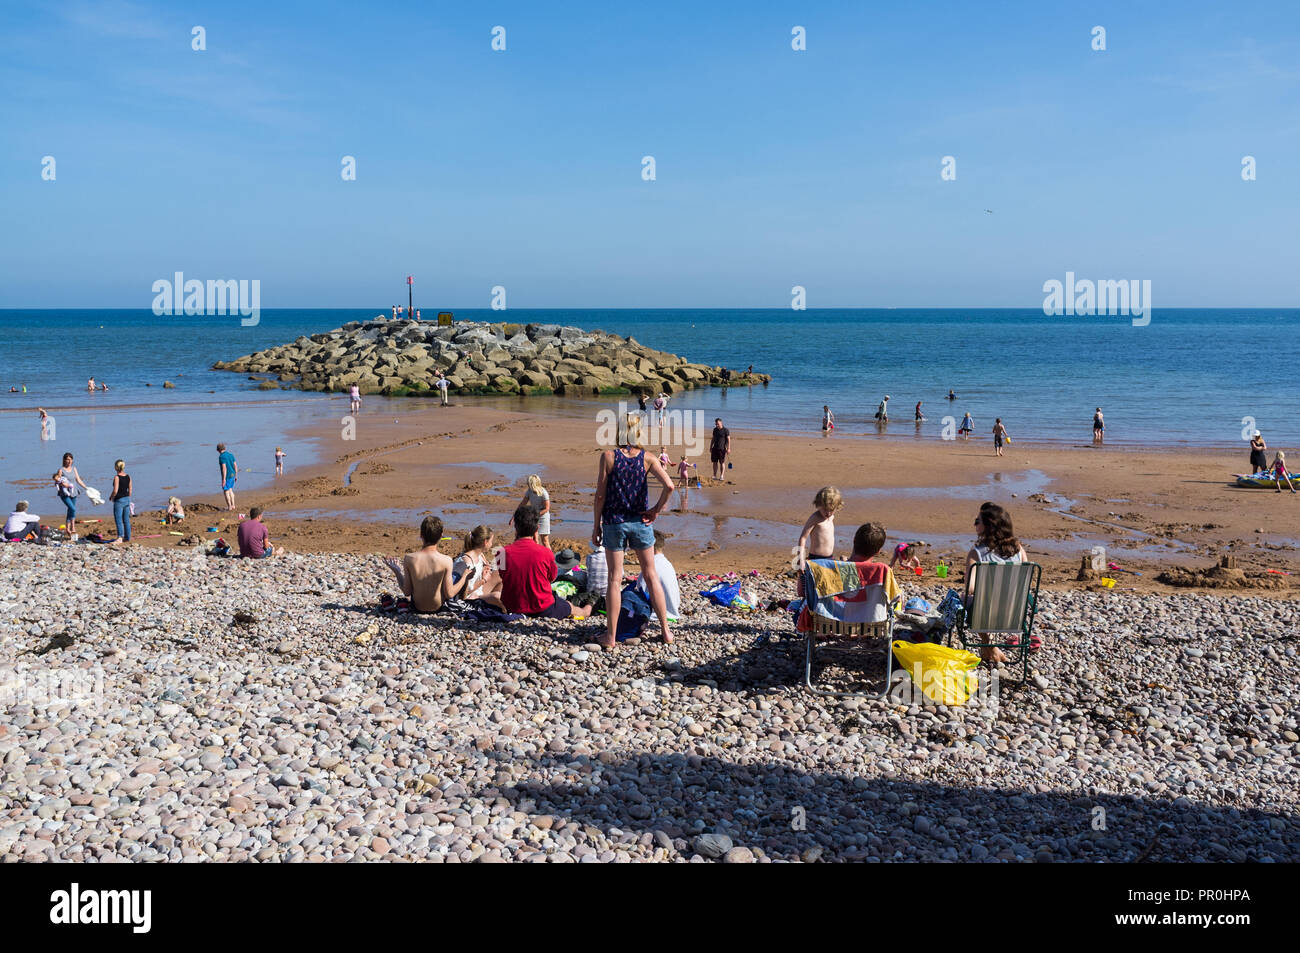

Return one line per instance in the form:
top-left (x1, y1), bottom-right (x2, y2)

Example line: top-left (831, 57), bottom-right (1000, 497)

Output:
top-left (602, 519), bottom-right (655, 551)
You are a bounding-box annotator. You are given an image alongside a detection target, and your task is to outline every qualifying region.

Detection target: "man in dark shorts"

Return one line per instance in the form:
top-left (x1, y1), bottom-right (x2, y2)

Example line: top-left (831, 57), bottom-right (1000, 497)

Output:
top-left (710, 417), bottom-right (730, 480)
top-left (499, 504), bottom-right (591, 619)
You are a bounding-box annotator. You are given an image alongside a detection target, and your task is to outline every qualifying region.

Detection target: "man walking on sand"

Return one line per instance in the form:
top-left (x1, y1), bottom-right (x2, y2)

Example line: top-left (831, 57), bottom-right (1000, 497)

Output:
top-left (710, 417), bottom-right (730, 480)
top-left (435, 372), bottom-right (450, 406)
top-left (217, 443), bottom-right (238, 511)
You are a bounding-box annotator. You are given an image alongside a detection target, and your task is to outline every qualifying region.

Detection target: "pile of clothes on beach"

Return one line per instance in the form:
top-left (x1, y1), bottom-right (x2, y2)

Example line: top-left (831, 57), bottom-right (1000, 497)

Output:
top-left (550, 547), bottom-right (608, 611)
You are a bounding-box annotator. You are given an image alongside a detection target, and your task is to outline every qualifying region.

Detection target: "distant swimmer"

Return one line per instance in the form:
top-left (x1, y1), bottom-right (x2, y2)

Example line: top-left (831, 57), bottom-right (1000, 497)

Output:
top-left (946, 390), bottom-right (957, 401)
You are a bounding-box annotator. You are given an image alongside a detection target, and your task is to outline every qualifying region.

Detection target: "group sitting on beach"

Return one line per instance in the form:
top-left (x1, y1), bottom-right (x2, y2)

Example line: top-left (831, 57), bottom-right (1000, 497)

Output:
top-left (795, 485), bottom-right (1033, 663)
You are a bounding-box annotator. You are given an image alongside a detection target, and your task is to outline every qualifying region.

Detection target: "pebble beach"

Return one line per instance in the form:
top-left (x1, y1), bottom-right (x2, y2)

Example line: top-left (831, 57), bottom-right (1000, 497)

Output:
top-left (2, 544), bottom-right (1296, 863)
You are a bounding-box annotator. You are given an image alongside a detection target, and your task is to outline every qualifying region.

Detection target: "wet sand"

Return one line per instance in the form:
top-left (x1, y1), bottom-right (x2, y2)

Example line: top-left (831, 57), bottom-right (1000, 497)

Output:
top-left (90, 399), bottom-right (1300, 594)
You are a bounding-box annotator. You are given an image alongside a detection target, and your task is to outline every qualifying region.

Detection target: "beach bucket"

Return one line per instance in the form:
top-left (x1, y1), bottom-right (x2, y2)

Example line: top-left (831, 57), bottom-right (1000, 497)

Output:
top-left (935, 564), bottom-right (948, 579)
top-left (913, 566), bottom-right (924, 576)
top-left (1100, 577), bottom-right (1116, 589)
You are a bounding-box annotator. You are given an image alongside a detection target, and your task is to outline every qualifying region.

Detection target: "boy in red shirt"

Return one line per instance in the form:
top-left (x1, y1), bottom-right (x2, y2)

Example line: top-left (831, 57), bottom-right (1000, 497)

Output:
top-left (499, 504), bottom-right (592, 619)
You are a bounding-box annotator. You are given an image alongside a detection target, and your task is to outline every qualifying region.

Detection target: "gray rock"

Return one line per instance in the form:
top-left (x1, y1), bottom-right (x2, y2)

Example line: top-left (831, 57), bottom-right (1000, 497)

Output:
top-left (692, 833), bottom-right (733, 859)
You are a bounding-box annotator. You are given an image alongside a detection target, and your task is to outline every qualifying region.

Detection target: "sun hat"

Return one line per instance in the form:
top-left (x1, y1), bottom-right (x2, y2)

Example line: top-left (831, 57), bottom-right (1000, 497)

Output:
top-left (555, 548), bottom-right (582, 573)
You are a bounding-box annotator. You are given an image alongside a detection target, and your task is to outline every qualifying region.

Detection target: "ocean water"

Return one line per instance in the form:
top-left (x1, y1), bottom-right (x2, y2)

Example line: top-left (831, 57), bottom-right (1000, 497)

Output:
top-left (0, 308), bottom-right (1292, 511)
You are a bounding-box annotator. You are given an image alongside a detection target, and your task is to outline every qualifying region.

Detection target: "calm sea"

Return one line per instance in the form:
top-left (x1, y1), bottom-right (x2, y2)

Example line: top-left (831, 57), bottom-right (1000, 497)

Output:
top-left (0, 308), bottom-right (1291, 510)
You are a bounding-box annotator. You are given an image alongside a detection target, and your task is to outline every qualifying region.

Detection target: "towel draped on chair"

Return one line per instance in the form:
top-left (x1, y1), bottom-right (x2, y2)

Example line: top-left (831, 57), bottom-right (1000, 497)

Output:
top-left (798, 559), bottom-right (900, 632)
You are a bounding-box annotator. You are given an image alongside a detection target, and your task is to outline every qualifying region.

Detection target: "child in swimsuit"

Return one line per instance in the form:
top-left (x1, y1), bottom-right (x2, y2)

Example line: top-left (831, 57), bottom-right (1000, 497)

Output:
top-left (889, 542), bottom-right (922, 573)
top-left (1273, 452), bottom-right (1296, 493)
top-left (795, 487), bottom-right (843, 596)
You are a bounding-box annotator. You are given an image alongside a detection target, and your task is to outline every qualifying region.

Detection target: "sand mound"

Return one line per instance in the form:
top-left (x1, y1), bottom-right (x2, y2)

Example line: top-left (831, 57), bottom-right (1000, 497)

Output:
top-left (1155, 566), bottom-right (1290, 590)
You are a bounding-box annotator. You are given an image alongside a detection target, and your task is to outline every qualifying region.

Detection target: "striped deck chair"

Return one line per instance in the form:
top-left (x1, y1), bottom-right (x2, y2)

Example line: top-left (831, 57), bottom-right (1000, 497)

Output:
top-left (798, 558), bottom-right (902, 698)
top-left (950, 561), bottom-right (1042, 683)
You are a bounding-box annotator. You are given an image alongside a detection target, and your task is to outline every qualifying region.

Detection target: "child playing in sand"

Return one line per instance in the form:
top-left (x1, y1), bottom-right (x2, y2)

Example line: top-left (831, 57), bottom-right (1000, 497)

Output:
top-left (797, 486), bottom-right (843, 570)
top-left (676, 455), bottom-right (696, 484)
top-left (166, 496), bottom-right (185, 524)
top-left (275, 446), bottom-right (286, 475)
top-left (889, 542), bottom-right (922, 573)
top-left (1272, 451), bottom-right (1296, 493)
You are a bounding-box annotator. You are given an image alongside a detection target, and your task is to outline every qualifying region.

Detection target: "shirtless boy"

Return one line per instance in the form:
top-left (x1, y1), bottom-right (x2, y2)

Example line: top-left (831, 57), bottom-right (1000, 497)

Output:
top-left (797, 486), bottom-right (843, 566)
top-left (383, 515), bottom-right (468, 613)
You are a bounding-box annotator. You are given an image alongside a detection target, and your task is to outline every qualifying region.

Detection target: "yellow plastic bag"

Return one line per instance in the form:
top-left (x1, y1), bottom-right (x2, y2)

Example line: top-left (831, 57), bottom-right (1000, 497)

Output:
top-left (891, 641), bottom-right (981, 706)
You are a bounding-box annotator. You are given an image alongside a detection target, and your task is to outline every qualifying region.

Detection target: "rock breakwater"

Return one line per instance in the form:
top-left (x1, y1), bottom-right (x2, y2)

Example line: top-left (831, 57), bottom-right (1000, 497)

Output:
top-left (214, 319), bottom-right (770, 397)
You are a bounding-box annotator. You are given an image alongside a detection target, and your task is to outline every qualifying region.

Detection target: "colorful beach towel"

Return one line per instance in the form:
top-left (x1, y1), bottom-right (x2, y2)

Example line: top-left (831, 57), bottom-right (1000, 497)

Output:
top-left (798, 559), bottom-right (900, 632)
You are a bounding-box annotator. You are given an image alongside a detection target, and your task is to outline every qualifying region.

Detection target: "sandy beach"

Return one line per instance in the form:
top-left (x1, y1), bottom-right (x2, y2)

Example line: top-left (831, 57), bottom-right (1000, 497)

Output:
top-left (97, 399), bottom-right (1300, 594)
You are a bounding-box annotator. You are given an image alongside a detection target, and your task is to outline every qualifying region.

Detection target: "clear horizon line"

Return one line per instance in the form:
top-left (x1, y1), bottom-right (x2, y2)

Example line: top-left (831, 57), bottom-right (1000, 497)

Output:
top-left (2, 305), bottom-right (1298, 313)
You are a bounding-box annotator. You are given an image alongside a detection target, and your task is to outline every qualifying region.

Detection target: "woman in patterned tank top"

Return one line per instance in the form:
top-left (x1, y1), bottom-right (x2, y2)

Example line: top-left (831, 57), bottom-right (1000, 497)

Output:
top-left (592, 414), bottom-right (676, 648)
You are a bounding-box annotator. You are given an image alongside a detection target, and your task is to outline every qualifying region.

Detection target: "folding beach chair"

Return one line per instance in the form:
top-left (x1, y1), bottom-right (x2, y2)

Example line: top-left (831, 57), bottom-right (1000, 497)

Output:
top-left (949, 561), bottom-right (1042, 683)
top-left (797, 558), bottom-right (902, 698)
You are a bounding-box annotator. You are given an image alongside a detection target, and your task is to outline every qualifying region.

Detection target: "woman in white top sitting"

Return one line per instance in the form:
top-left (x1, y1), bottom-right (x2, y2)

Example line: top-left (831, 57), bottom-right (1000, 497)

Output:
top-left (453, 525), bottom-right (504, 609)
top-left (966, 501), bottom-right (1027, 663)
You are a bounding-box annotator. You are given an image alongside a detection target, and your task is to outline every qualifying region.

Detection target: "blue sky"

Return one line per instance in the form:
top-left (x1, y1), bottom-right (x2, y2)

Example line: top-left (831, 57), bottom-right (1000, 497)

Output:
top-left (1, 0), bottom-right (1298, 308)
